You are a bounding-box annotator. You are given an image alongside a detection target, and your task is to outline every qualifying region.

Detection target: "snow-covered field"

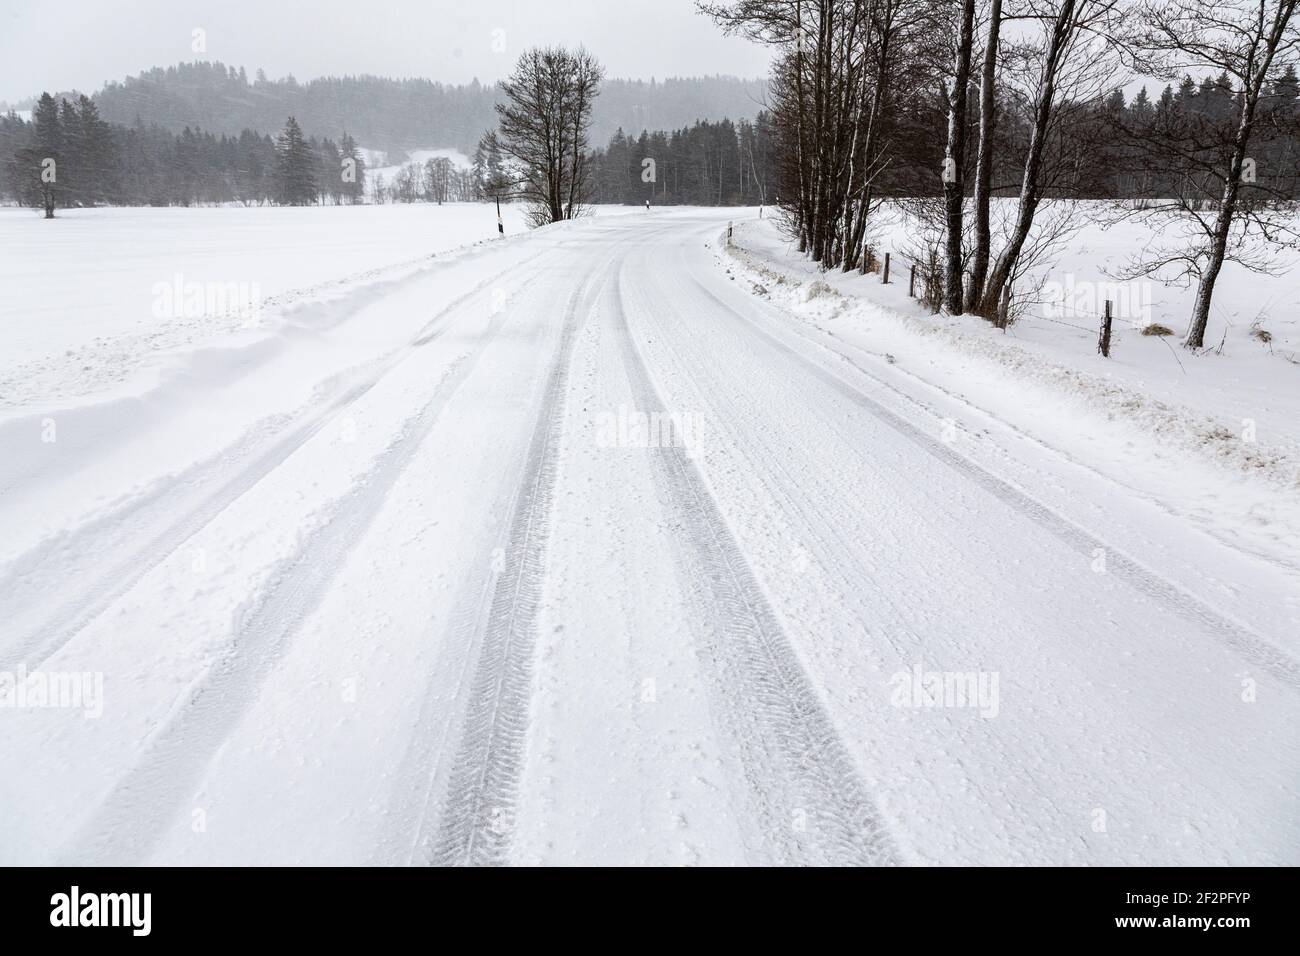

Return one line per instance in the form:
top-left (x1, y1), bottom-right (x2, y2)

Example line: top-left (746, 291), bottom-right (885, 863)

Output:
top-left (0, 203), bottom-right (1296, 866)
top-left (0, 202), bottom-right (530, 410)
top-left (363, 147), bottom-right (473, 201)
top-left (865, 200), bottom-right (1300, 435)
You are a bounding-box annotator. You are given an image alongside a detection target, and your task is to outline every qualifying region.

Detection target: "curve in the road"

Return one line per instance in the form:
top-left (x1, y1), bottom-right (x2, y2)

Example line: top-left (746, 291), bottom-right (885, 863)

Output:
top-left (685, 270), bottom-right (1300, 693)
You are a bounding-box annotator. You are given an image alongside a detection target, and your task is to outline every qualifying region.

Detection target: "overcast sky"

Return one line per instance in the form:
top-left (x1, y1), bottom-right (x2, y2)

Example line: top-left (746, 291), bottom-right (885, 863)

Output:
top-left (0, 0), bottom-right (772, 105)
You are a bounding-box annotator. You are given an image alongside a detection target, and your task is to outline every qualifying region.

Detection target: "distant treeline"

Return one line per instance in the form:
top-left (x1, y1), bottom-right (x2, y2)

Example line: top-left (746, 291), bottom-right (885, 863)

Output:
top-left (1100, 72), bottom-right (1300, 199)
top-left (3, 61), bottom-right (769, 156)
top-left (0, 95), bottom-right (774, 210)
top-left (0, 93), bottom-right (519, 210)
top-left (0, 95), bottom-right (368, 208)
top-left (8, 67), bottom-right (1295, 213)
top-left (588, 71), bottom-right (1300, 208)
top-left (588, 115), bottom-right (776, 206)
top-left (879, 68), bottom-right (1300, 203)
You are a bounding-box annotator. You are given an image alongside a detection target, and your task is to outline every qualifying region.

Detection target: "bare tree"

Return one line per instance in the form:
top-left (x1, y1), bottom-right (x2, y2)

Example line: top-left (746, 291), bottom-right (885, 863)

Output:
top-left (973, 0), bottom-right (1121, 320)
top-left (702, 0), bottom-right (937, 268)
top-left (1119, 0), bottom-right (1300, 348)
top-left (969, 0), bottom-right (1006, 307)
top-left (424, 156), bottom-right (453, 204)
top-left (842, 0), bottom-right (936, 272)
top-left (496, 46), bottom-right (604, 226)
top-left (942, 0), bottom-right (978, 312)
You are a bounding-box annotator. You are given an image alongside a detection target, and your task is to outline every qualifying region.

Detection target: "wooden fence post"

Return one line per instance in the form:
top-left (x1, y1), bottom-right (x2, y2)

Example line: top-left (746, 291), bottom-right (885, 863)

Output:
top-left (909, 263), bottom-right (916, 297)
top-left (882, 252), bottom-right (891, 284)
top-left (1098, 299), bottom-right (1113, 357)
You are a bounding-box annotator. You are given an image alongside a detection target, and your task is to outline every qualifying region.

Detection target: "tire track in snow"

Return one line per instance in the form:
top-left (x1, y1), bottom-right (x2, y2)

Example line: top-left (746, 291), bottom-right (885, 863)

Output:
top-left (57, 299), bottom-right (520, 866)
top-left (687, 272), bottom-right (1300, 692)
top-left (421, 267), bottom-right (602, 867)
top-left (0, 256), bottom-right (549, 675)
top-left (387, 227), bottom-right (683, 866)
top-left (628, 264), bottom-right (922, 665)
top-left (610, 265), bottom-right (900, 866)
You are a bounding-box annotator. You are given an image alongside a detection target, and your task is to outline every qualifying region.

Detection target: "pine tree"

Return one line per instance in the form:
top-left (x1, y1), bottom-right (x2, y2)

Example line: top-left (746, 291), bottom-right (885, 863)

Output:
top-left (77, 95), bottom-right (117, 204)
top-left (318, 137), bottom-right (341, 205)
top-left (274, 116), bottom-right (317, 205)
top-left (340, 132), bottom-right (365, 204)
top-left (1274, 63), bottom-right (1300, 108)
top-left (481, 131), bottom-right (509, 197)
top-left (471, 137), bottom-right (488, 199)
top-left (58, 98), bottom-right (86, 207)
top-left (174, 126), bottom-right (200, 204)
top-left (1131, 86), bottom-right (1153, 118)
top-left (27, 93), bottom-right (61, 217)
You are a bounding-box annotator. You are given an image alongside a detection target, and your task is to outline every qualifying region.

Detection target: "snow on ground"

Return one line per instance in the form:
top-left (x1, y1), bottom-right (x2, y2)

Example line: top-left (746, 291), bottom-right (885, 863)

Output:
top-left (0, 202), bottom-right (530, 411)
top-left (728, 208), bottom-right (1300, 573)
top-left (363, 147), bottom-right (473, 201)
top-left (870, 200), bottom-right (1300, 426)
top-left (0, 204), bottom-right (1296, 866)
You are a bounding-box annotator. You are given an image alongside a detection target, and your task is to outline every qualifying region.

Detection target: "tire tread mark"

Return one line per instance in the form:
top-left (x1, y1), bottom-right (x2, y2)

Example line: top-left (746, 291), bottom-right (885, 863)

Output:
top-left (424, 276), bottom-right (596, 867)
top-left (688, 272), bottom-right (1300, 691)
top-left (613, 265), bottom-right (900, 867)
top-left (0, 256), bottom-right (548, 673)
top-left (58, 301), bottom-right (517, 866)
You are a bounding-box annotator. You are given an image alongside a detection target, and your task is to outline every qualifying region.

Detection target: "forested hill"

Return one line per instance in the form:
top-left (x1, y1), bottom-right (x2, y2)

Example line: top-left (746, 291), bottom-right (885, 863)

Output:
top-left (14, 62), bottom-right (768, 156)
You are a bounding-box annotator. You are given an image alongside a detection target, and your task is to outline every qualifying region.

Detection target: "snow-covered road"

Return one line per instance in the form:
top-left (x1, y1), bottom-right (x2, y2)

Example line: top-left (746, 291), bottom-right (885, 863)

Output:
top-left (1, 208), bottom-right (1296, 865)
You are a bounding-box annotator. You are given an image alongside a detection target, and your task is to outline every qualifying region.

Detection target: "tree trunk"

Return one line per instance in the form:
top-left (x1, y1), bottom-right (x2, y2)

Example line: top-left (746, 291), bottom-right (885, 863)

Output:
top-left (1183, 7), bottom-right (1290, 348)
top-left (976, 0), bottom-right (1076, 319)
top-left (969, 0), bottom-right (1003, 308)
top-left (942, 0), bottom-right (977, 313)
top-left (1186, 184), bottom-right (1238, 349)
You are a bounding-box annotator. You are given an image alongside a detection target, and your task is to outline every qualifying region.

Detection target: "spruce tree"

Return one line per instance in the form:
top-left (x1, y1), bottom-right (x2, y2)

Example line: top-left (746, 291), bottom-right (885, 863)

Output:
top-left (28, 93), bottom-right (61, 216)
top-left (340, 132), bottom-right (365, 204)
top-left (274, 116), bottom-right (317, 205)
top-left (318, 137), bottom-right (341, 205)
top-left (76, 95), bottom-right (116, 204)
top-left (471, 137), bottom-right (488, 200)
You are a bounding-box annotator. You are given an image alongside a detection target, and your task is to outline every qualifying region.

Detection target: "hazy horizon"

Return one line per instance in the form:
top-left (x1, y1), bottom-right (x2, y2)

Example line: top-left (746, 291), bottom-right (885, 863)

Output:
top-left (1, 63), bottom-right (770, 112)
top-left (0, 0), bottom-right (773, 106)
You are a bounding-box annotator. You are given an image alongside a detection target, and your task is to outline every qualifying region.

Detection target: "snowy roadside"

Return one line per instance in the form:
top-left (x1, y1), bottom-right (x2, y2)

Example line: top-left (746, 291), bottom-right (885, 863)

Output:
top-left (723, 216), bottom-right (1300, 575)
